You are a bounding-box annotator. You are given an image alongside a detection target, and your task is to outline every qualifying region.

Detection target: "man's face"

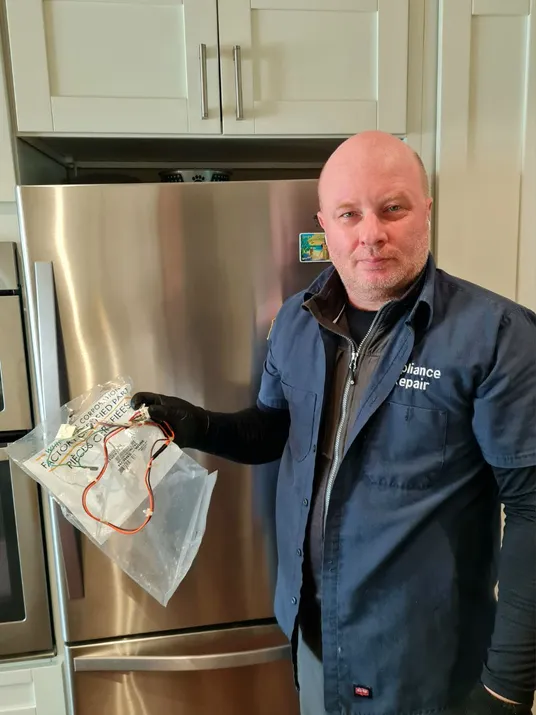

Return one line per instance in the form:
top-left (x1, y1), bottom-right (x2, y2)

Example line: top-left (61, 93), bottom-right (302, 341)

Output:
top-left (317, 152), bottom-right (432, 309)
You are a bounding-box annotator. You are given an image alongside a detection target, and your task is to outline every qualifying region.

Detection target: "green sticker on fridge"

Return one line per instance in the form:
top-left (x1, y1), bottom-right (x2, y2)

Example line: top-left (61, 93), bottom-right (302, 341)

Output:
top-left (299, 233), bottom-right (330, 263)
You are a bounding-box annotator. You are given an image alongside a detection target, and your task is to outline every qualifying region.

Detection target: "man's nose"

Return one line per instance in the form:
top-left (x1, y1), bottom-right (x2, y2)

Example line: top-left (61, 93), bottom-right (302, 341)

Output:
top-left (358, 213), bottom-right (387, 246)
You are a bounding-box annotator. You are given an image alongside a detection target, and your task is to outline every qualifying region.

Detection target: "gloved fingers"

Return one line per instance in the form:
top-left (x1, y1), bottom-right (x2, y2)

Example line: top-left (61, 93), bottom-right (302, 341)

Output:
top-left (145, 403), bottom-right (176, 423)
top-left (131, 392), bottom-right (164, 410)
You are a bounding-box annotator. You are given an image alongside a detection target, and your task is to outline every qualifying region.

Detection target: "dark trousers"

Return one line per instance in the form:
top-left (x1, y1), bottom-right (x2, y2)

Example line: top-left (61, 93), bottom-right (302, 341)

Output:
top-left (297, 629), bottom-right (328, 715)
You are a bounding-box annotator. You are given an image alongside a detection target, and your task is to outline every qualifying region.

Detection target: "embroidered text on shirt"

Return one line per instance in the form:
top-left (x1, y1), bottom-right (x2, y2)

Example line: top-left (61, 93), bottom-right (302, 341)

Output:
top-left (396, 362), bottom-right (442, 392)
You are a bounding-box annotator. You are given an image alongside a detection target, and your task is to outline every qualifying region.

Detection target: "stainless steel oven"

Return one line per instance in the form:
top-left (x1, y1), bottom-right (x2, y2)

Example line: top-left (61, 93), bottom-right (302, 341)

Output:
top-left (0, 242), bottom-right (52, 659)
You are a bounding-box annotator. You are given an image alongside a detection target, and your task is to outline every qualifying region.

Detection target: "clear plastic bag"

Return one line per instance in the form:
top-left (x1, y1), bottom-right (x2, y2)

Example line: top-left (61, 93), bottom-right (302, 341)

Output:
top-left (7, 377), bottom-right (217, 606)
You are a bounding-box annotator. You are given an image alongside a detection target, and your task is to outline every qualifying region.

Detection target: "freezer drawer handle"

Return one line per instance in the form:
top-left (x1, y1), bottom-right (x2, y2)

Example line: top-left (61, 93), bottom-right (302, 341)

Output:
top-left (74, 644), bottom-right (291, 672)
top-left (35, 261), bottom-right (85, 601)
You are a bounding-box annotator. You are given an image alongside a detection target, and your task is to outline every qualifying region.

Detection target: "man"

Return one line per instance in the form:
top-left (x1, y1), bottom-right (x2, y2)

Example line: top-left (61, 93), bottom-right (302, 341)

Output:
top-left (132, 132), bottom-right (536, 715)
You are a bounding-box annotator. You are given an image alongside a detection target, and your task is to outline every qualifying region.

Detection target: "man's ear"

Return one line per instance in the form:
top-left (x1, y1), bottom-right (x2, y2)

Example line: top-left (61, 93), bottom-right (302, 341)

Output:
top-left (317, 211), bottom-right (326, 231)
top-left (426, 197), bottom-right (433, 224)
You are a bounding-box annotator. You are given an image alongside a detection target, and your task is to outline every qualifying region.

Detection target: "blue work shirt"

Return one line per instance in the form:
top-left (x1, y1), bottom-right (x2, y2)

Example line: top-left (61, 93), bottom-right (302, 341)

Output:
top-left (258, 254), bottom-right (536, 714)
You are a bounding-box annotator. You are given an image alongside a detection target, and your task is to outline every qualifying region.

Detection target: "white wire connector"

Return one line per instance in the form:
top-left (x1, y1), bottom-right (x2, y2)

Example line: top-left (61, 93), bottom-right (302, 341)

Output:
top-left (143, 508), bottom-right (153, 517)
top-left (131, 405), bottom-right (151, 423)
top-left (55, 423), bottom-right (77, 440)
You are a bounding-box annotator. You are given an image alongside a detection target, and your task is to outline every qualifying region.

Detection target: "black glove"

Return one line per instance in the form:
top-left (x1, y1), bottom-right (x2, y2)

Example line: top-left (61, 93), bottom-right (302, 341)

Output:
top-left (455, 684), bottom-right (532, 715)
top-left (131, 392), bottom-right (209, 448)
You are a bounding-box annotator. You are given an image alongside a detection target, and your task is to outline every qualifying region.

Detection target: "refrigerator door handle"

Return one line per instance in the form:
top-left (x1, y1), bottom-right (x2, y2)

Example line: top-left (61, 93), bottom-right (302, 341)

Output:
top-left (35, 261), bottom-right (84, 600)
top-left (73, 643), bottom-right (291, 672)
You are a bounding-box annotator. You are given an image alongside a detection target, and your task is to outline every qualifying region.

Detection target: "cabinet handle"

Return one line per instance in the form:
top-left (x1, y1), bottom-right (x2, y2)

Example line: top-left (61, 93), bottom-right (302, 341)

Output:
top-left (199, 43), bottom-right (208, 120)
top-left (233, 45), bottom-right (244, 120)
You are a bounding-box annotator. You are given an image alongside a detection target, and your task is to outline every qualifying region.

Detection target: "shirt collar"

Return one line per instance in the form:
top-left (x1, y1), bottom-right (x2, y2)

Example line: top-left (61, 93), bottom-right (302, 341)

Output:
top-left (408, 253), bottom-right (436, 331)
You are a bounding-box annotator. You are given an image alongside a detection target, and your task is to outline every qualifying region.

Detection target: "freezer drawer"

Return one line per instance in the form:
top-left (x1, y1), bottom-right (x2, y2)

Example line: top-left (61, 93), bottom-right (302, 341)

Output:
top-left (69, 623), bottom-right (299, 715)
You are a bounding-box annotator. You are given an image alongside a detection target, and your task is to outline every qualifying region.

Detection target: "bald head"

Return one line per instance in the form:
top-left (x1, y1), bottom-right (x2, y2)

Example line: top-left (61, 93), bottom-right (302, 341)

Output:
top-left (319, 131), bottom-right (430, 209)
top-left (316, 130), bottom-right (433, 310)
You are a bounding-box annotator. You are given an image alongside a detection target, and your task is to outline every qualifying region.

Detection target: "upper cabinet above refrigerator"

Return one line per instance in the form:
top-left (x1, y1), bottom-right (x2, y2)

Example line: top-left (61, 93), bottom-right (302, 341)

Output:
top-left (3, 0), bottom-right (410, 137)
top-left (4, 0), bottom-right (222, 135)
top-left (219, 0), bottom-right (409, 136)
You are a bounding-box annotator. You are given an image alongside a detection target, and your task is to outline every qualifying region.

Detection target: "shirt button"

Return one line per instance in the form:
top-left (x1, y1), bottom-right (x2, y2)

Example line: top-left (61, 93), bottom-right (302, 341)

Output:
top-left (302, 498), bottom-right (309, 506)
top-left (296, 549), bottom-right (302, 557)
top-left (291, 597), bottom-right (297, 605)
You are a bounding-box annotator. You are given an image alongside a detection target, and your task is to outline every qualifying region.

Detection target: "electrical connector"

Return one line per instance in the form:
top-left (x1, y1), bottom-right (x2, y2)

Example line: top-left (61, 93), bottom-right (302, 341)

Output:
top-left (131, 405), bottom-right (151, 423)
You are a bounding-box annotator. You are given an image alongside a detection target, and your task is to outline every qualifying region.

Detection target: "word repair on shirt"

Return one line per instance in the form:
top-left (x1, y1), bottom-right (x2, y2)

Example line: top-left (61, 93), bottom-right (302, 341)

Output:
top-left (396, 362), bottom-right (442, 392)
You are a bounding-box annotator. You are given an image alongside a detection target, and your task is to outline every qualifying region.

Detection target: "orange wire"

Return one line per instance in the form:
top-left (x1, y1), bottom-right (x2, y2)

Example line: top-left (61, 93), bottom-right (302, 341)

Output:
top-left (81, 419), bottom-right (175, 536)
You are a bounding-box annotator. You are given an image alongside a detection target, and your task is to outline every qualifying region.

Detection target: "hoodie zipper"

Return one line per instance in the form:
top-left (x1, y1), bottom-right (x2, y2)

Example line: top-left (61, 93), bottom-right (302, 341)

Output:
top-left (322, 306), bottom-right (388, 534)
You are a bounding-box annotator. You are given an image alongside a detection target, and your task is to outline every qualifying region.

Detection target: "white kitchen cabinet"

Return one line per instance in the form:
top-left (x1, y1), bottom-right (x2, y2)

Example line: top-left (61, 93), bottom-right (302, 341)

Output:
top-left (4, 0), bottom-right (221, 135)
top-left (4, 0), bottom-right (411, 137)
top-left (0, 661), bottom-right (67, 715)
top-left (218, 0), bottom-right (409, 135)
top-left (435, 0), bottom-right (535, 308)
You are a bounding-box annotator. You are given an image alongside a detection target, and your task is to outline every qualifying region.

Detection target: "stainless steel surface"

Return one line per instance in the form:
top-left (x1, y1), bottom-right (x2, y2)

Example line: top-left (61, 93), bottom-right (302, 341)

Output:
top-left (70, 625), bottom-right (299, 715)
top-left (35, 262), bottom-right (84, 603)
top-left (199, 43), bottom-right (208, 120)
top-left (19, 227), bottom-right (77, 715)
top-left (0, 243), bottom-right (18, 290)
top-left (233, 45), bottom-right (244, 120)
top-left (75, 644), bottom-right (289, 672)
top-left (0, 449), bottom-right (52, 657)
top-left (18, 180), bottom-right (323, 644)
top-left (72, 624), bottom-right (290, 671)
top-left (0, 297), bottom-right (32, 433)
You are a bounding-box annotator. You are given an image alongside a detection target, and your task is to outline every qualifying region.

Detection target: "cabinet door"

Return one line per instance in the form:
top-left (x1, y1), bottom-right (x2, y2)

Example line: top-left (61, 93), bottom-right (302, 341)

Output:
top-left (436, 0), bottom-right (534, 303)
top-left (218, 0), bottom-right (409, 135)
top-left (5, 0), bottom-right (221, 135)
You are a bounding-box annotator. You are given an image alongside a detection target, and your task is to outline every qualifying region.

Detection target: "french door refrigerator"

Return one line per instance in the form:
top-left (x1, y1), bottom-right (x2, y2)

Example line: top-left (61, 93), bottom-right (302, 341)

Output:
top-left (16, 179), bottom-right (325, 715)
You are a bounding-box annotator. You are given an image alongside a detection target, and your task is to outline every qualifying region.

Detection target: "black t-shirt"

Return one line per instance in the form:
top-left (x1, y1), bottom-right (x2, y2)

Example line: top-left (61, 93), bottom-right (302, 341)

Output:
top-left (345, 303), bottom-right (377, 346)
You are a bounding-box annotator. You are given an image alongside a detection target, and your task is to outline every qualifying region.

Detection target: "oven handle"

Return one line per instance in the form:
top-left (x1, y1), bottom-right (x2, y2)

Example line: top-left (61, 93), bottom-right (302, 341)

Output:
top-left (35, 261), bottom-right (84, 600)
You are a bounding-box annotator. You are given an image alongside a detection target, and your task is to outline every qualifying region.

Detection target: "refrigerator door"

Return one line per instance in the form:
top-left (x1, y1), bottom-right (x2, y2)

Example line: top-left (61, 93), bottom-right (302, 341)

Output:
top-left (69, 624), bottom-right (299, 715)
top-left (17, 181), bottom-right (324, 643)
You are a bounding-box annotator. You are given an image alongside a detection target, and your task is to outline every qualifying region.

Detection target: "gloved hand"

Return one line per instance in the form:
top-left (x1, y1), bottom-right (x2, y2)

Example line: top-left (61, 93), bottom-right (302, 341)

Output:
top-left (131, 392), bottom-right (209, 448)
top-left (454, 684), bottom-right (532, 715)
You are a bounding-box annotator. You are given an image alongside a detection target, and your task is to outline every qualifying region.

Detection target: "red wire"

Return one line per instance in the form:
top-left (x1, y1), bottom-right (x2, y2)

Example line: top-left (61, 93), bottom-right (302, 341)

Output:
top-left (81, 419), bottom-right (175, 535)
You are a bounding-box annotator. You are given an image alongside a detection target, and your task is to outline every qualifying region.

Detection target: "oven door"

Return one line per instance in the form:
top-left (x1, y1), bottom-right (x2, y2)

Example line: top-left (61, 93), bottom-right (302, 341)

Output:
top-left (0, 448), bottom-right (52, 658)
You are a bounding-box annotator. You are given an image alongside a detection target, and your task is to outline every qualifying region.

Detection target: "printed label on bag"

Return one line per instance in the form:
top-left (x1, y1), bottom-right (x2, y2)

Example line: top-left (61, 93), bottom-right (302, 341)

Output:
top-left (25, 384), bottom-right (182, 544)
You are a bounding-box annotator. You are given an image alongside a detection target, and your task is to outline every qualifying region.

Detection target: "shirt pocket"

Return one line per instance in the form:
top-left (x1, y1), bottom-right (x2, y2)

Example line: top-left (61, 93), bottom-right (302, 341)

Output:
top-left (363, 401), bottom-right (447, 490)
top-left (281, 381), bottom-right (317, 462)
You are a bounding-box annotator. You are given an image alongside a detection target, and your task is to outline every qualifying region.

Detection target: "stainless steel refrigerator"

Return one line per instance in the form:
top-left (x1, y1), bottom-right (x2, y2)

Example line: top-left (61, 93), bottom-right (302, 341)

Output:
top-left (16, 179), bottom-right (324, 715)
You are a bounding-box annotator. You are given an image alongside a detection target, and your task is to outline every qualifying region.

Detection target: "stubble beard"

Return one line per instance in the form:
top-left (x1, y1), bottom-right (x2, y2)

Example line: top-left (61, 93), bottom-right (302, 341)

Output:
top-left (338, 237), bottom-right (429, 308)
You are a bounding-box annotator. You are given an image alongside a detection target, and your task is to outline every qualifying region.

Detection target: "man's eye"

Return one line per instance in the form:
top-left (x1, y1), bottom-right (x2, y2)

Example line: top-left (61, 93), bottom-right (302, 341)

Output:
top-left (340, 211), bottom-right (355, 219)
top-left (386, 205), bottom-right (402, 213)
